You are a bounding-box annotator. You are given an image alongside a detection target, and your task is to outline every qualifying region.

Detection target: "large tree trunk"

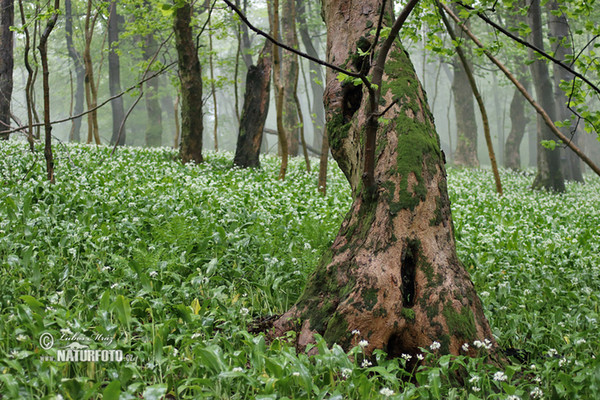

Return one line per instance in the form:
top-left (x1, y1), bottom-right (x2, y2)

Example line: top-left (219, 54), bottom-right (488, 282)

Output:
top-left (296, 0), bottom-right (326, 151)
top-left (174, 3), bottom-right (203, 164)
top-left (451, 8), bottom-right (479, 167)
top-left (233, 41), bottom-right (272, 168)
top-left (528, 0), bottom-right (564, 191)
top-left (0, 0), bottom-right (14, 140)
top-left (65, 0), bottom-right (85, 142)
top-left (144, 30), bottom-right (163, 147)
top-left (272, 0), bottom-right (494, 358)
top-left (281, 0), bottom-right (300, 156)
top-left (108, 0), bottom-right (126, 146)
top-left (548, 1), bottom-right (583, 182)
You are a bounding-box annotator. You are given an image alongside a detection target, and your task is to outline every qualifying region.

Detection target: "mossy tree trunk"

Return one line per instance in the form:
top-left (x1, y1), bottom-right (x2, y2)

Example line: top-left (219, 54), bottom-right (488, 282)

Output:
top-left (174, 2), bottom-right (203, 164)
top-left (233, 41), bottom-right (272, 168)
top-left (272, 0), bottom-right (494, 358)
top-left (528, 0), bottom-right (564, 192)
top-left (108, 0), bottom-right (126, 146)
top-left (65, 0), bottom-right (85, 143)
top-left (505, 82), bottom-right (530, 170)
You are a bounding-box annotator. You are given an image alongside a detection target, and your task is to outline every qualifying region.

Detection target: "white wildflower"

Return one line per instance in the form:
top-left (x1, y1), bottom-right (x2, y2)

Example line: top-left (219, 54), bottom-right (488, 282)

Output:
top-left (341, 368), bottom-right (352, 379)
top-left (149, 271), bottom-right (158, 277)
top-left (530, 387), bottom-right (543, 399)
top-left (110, 283), bottom-right (118, 289)
top-left (232, 367), bottom-right (243, 373)
top-left (102, 266), bottom-right (112, 271)
top-left (461, 343), bottom-right (469, 352)
top-left (469, 375), bottom-right (480, 383)
top-left (493, 371), bottom-right (507, 382)
top-left (417, 353), bottom-right (424, 360)
top-left (547, 348), bottom-right (558, 357)
top-left (292, 371), bottom-right (300, 376)
top-left (351, 329), bottom-right (361, 336)
top-left (401, 353), bottom-right (412, 361)
top-left (361, 359), bottom-right (372, 368)
top-left (575, 338), bottom-right (587, 345)
top-left (191, 332), bottom-right (202, 339)
top-left (379, 387), bottom-right (394, 397)
top-left (358, 340), bottom-right (368, 348)
top-left (16, 334), bottom-right (27, 341)
top-left (472, 386), bottom-right (481, 392)
top-left (473, 340), bottom-right (484, 348)
top-left (430, 341), bottom-right (441, 350)
top-left (506, 395), bottom-right (520, 400)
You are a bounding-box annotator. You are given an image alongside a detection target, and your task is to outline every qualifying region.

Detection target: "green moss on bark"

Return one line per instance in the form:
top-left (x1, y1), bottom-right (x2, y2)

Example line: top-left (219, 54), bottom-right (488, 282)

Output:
top-left (443, 303), bottom-right (476, 340)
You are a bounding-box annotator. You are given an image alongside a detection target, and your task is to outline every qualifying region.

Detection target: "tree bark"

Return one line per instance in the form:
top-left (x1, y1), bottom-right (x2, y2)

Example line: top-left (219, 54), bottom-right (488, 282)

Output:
top-left (272, 0), bottom-right (494, 358)
top-left (0, 0), bottom-right (14, 140)
top-left (528, 0), bottom-right (565, 191)
top-left (143, 30), bottom-right (163, 147)
top-left (233, 41), bottom-right (272, 168)
top-left (281, 0), bottom-right (300, 156)
top-left (548, 1), bottom-right (583, 182)
top-left (451, 7), bottom-right (479, 168)
top-left (174, 2), bottom-right (203, 164)
top-left (317, 127), bottom-right (329, 195)
top-left (108, 0), bottom-right (126, 146)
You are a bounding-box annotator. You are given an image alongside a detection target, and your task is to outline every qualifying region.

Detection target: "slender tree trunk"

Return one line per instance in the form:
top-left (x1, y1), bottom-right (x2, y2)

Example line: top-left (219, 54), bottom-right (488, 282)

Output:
top-left (281, 0), bottom-right (300, 156)
top-left (272, 0), bottom-right (494, 358)
top-left (65, 0), bottom-right (85, 143)
top-left (296, 0), bottom-right (325, 151)
top-left (18, 0), bottom-right (36, 148)
top-left (505, 81), bottom-right (530, 170)
top-left (317, 127), bottom-right (328, 195)
top-left (173, 95), bottom-right (180, 148)
top-left (143, 31), bottom-right (163, 147)
top-left (451, 7), bottom-right (479, 167)
top-left (271, 0), bottom-right (288, 179)
top-left (83, 0), bottom-right (101, 144)
top-left (440, 8), bottom-right (501, 194)
top-left (108, 0), bottom-right (126, 146)
top-left (174, 3), bottom-right (203, 164)
top-left (39, 0), bottom-right (60, 183)
top-left (548, 1), bottom-right (583, 182)
top-left (208, 15), bottom-right (218, 152)
top-left (0, 0), bottom-right (14, 140)
top-left (234, 41), bottom-right (272, 168)
top-left (528, 0), bottom-right (564, 191)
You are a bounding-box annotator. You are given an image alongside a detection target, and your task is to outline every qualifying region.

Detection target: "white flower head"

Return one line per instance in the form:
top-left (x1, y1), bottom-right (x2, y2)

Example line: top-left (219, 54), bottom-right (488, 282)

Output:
top-left (361, 359), bottom-right (372, 368)
top-left (149, 271), bottom-right (158, 277)
top-left (232, 367), bottom-right (243, 373)
top-left (292, 371), bottom-right (300, 376)
top-left (530, 387), bottom-right (543, 399)
top-left (461, 343), bottom-right (469, 352)
top-left (506, 396), bottom-right (521, 400)
top-left (493, 371), bottom-right (508, 382)
top-left (379, 387), bottom-right (394, 397)
top-left (430, 341), bottom-right (441, 350)
top-left (16, 334), bottom-right (27, 341)
top-left (358, 339), bottom-right (368, 348)
top-left (472, 386), bottom-right (481, 392)
top-left (102, 266), bottom-right (112, 271)
top-left (401, 353), bottom-right (412, 361)
top-left (240, 307), bottom-right (249, 316)
top-left (341, 368), bottom-right (352, 379)
top-left (351, 329), bottom-right (361, 336)
top-left (416, 353), bottom-right (424, 360)
top-left (469, 375), bottom-right (480, 383)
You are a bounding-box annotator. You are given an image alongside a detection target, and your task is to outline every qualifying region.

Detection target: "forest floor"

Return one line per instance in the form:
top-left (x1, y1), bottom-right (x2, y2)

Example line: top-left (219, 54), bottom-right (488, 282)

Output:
top-left (1, 141), bottom-right (599, 399)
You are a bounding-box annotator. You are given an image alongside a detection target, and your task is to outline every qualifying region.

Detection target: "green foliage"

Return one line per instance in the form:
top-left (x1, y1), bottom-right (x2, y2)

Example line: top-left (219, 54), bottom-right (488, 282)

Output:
top-left (1, 142), bottom-right (600, 398)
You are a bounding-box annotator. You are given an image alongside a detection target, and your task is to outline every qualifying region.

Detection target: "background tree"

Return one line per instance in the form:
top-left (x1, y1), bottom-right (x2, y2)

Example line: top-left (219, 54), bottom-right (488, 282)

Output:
top-left (174, 1), bottom-right (203, 164)
top-left (0, 0), bottom-right (14, 140)
top-left (65, 0), bottom-right (85, 143)
top-left (108, 0), bottom-right (126, 146)
top-left (528, 0), bottom-right (565, 191)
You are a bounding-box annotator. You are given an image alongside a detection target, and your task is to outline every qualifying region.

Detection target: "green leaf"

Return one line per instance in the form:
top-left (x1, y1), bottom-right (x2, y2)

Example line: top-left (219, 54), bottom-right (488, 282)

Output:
top-left (113, 295), bottom-right (132, 329)
top-left (102, 380), bottom-right (121, 400)
top-left (142, 384), bottom-right (168, 400)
